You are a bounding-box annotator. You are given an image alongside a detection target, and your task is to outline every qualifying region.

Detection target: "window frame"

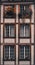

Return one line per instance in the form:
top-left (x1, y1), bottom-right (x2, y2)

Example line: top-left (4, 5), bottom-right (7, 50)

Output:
top-left (19, 23), bottom-right (31, 38)
top-left (19, 45), bottom-right (30, 61)
top-left (18, 5), bottom-right (32, 18)
top-left (4, 5), bottom-right (16, 18)
top-left (3, 45), bottom-right (16, 61)
top-left (4, 24), bottom-right (16, 38)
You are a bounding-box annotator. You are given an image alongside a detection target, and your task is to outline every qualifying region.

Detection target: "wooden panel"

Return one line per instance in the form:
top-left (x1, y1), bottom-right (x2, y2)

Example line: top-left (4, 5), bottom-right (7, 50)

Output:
top-left (20, 19), bottom-right (30, 23)
top-left (4, 39), bottom-right (15, 43)
top-left (20, 39), bottom-right (30, 43)
top-left (19, 61), bottom-right (30, 65)
top-left (4, 61), bottom-right (15, 65)
top-left (4, 19), bottom-right (15, 23)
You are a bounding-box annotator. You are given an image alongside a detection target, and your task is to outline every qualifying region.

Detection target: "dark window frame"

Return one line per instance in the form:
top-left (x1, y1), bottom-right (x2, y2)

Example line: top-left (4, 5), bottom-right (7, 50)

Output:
top-left (19, 24), bottom-right (31, 38)
top-left (4, 24), bottom-right (16, 38)
top-left (4, 5), bottom-right (16, 18)
top-left (18, 5), bottom-right (32, 18)
top-left (3, 45), bottom-right (16, 61)
top-left (19, 45), bottom-right (30, 61)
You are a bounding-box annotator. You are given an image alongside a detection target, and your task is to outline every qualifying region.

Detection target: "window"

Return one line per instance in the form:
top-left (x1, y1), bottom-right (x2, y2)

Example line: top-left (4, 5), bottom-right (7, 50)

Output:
top-left (4, 45), bottom-right (15, 61)
top-left (18, 5), bottom-right (32, 18)
top-left (4, 24), bottom-right (15, 38)
top-left (19, 45), bottom-right (30, 60)
top-left (4, 5), bottom-right (16, 18)
top-left (19, 24), bottom-right (30, 38)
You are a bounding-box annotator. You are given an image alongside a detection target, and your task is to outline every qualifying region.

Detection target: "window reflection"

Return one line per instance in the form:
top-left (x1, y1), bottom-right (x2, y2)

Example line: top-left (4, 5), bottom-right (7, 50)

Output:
top-left (4, 5), bottom-right (16, 18)
top-left (18, 5), bottom-right (32, 18)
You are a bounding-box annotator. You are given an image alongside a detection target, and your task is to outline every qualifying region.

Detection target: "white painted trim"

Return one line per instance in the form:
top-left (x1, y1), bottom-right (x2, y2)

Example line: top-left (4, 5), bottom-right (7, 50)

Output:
top-left (16, 24), bottom-right (18, 43)
top-left (16, 45), bottom-right (18, 65)
top-left (1, 5), bottom-right (3, 23)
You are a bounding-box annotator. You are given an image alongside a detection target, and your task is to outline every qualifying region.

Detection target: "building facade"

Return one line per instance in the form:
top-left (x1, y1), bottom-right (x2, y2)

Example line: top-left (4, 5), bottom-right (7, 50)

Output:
top-left (0, 0), bottom-right (35, 65)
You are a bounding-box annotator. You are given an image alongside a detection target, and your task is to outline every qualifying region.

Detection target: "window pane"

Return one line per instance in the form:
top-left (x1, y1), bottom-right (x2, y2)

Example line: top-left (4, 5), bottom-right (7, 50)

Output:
top-left (25, 25), bottom-right (30, 37)
top-left (20, 25), bottom-right (24, 37)
top-left (25, 46), bottom-right (30, 60)
top-left (19, 45), bottom-right (30, 60)
top-left (20, 24), bottom-right (30, 37)
top-left (4, 24), bottom-right (15, 38)
top-left (4, 45), bottom-right (15, 61)
top-left (18, 5), bottom-right (32, 18)
top-left (18, 5), bottom-right (24, 18)
top-left (19, 46), bottom-right (24, 60)
top-left (4, 25), bottom-right (9, 37)
top-left (10, 25), bottom-right (15, 37)
top-left (4, 5), bottom-right (16, 18)
top-left (10, 46), bottom-right (15, 60)
top-left (4, 46), bottom-right (9, 60)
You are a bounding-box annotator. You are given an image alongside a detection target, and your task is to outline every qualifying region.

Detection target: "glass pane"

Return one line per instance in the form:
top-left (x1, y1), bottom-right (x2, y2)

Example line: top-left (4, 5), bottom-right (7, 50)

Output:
top-left (18, 5), bottom-right (24, 18)
top-left (4, 24), bottom-right (15, 38)
top-left (20, 25), bottom-right (24, 37)
top-left (10, 46), bottom-right (15, 60)
top-left (18, 5), bottom-right (32, 18)
top-left (25, 25), bottom-right (30, 37)
top-left (4, 46), bottom-right (9, 60)
top-left (10, 25), bottom-right (15, 37)
top-left (4, 25), bottom-right (9, 37)
top-left (4, 5), bottom-right (16, 18)
top-left (25, 46), bottom-right (30, 60)
top-left (19, 46), bottom-right (24, 60)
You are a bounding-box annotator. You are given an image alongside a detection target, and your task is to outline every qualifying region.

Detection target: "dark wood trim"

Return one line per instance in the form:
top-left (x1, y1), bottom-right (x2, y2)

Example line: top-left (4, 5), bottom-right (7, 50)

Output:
top-left (34, 5), bottom-right (35, 65)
